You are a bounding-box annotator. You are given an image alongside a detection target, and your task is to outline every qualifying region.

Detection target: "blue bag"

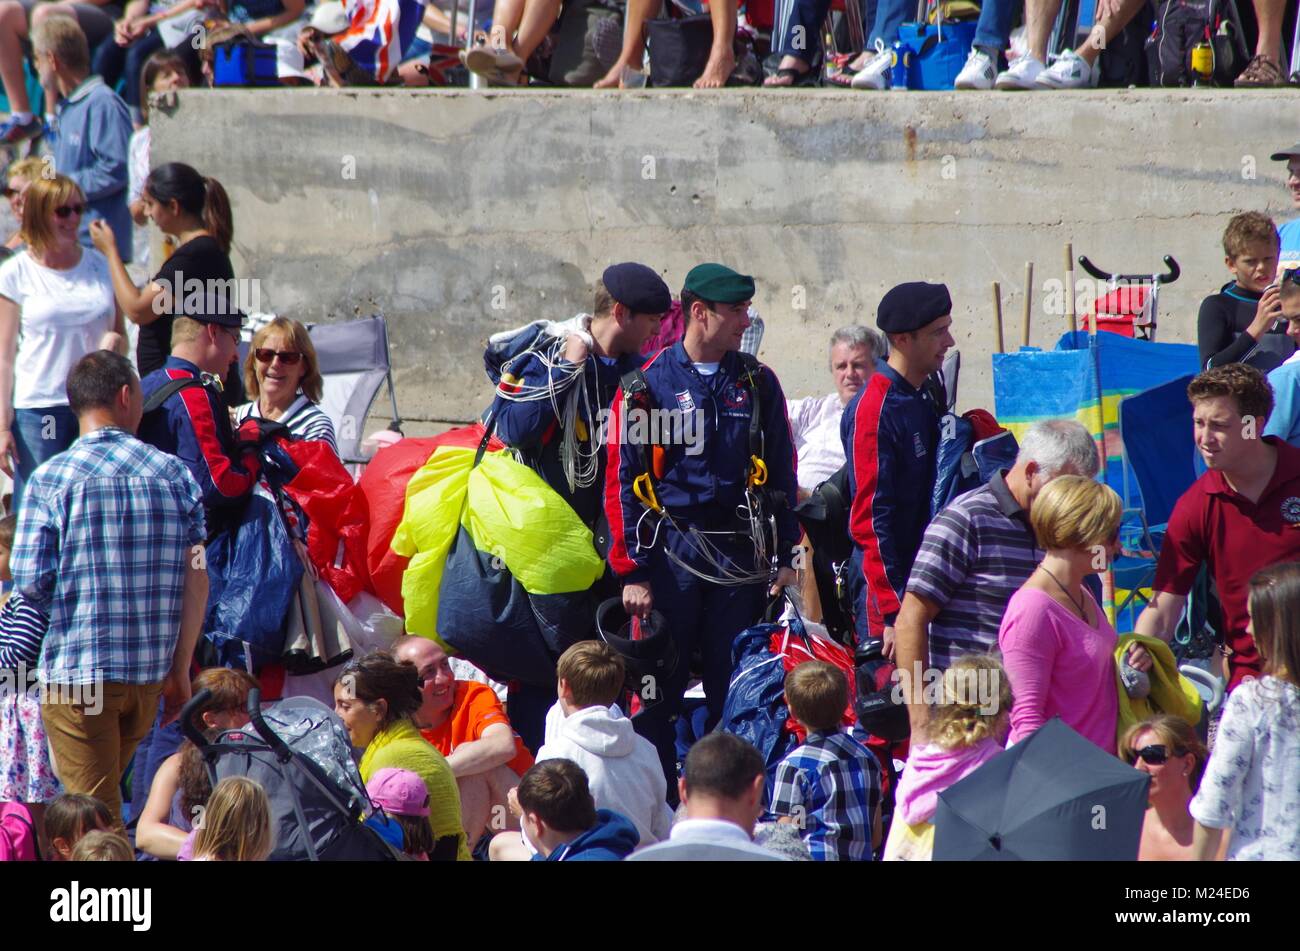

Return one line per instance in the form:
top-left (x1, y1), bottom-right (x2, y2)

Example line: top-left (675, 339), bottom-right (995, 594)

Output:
top-left (932, 414), bottom-right (1020, 515)
top-left (717, 621), bottom-right (800, 785)
top-left (896, 22), bottom-right (977, 89)
top-left (203, 488), bottom-right (303, 671)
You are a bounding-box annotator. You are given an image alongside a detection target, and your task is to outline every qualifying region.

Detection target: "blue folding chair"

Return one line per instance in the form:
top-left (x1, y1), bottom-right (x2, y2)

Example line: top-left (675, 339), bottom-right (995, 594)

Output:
top-left (1113, 375), bottom-right (1198, 629)
top-left (1116, 375), bottom-right (1221, 687)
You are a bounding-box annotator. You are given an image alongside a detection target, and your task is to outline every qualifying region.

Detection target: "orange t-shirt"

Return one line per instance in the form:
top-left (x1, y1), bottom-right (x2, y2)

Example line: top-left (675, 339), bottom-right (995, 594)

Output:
top-left (420, 681), bottom-right (534, 777)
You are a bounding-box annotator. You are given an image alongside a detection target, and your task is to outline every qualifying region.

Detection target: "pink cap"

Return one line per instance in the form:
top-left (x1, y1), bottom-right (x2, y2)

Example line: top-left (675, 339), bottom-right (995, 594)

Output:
top-left (366, 768), bottom-right (430, 817)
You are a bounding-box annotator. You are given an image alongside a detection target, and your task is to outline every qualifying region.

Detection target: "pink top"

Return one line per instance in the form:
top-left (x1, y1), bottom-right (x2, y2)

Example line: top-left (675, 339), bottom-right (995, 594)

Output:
top-left (998, 586), bottom-right (1118, 754)
top-left (895, 738), bottom-right (1004, 826)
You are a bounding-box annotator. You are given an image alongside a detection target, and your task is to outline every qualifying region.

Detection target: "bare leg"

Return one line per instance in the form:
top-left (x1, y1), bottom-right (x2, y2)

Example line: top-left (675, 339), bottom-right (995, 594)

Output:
top-left (0, 2), bottom-right (31, 116)
top-left (1074, 0), bottom-right (1145, 65)
top-left (694, 0), bottom-right (737, 88)
top-left (1252, 0), bottom-right (1285, 64)
top-left (488, 0), bottom-right (527, 53)
top-left (594, 0), bottom-right (657, 88)
top-left (1024, 0), bottom-right (1063, 63)
top-left (456, 765), bottom-right (521, 843)
top-left (488, 829), bottom-right (533, 861)
top-left (513, 0), bottom-right (563, 63)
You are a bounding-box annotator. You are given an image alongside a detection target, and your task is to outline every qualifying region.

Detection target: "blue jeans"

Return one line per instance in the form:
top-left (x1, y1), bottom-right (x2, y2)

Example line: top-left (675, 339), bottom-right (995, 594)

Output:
top-left (773, 0), bottom-right (875, 64)
top-left (11, 405), bottom-right (78, 513)
top-left (867, 0), bottom-right (909, 48)
top-left (972, 0), bottom-right (1017, 51)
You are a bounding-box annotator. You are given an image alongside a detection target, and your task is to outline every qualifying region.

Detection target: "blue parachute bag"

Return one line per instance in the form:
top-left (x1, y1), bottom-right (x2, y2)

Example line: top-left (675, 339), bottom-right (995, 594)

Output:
top-left (203, 486), bottom-right (303, 672)
top-left (717, 622), bottom-right (799, 783)
top-left (932, 413), bottom-right (1019, 515)
top-left (483, 322), bottom-right (550, 386)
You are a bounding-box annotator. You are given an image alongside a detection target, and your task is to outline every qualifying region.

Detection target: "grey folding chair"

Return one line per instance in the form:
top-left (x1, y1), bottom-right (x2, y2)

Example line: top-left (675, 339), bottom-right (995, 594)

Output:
top-left (308, 315), bottom-right (403, 465)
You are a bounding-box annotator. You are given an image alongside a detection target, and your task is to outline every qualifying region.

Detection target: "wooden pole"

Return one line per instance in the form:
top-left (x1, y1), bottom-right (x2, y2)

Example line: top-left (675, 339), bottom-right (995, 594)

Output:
top-left (992, 281), bottom-right (1004, 353)
top-left (1064, 242), bottom-right (1076, 337)
top-left (1022, 262), bottom-right (1033, 347)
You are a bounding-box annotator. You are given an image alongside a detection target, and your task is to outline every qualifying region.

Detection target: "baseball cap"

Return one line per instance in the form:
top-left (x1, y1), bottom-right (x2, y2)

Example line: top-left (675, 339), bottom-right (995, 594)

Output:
top-left (1270, 142), bottom-right (1300, 161)
top-left (366, 767), bottom-right (430, 818)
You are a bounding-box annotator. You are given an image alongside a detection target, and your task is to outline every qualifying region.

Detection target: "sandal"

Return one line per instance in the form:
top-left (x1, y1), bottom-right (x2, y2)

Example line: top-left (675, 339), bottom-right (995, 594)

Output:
top-left (465, 46), bottom-right (525, 84)
top-left (764, 65), bottom-right (819, 87)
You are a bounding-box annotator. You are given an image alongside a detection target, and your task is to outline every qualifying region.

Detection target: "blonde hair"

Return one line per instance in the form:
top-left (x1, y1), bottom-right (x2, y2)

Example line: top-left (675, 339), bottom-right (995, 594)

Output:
top-left (70, 829), bottom-right (134, 861)
top-left (1119, 714), bottom-right (1208, 791)
top-left (784, 661), bottom-right (847, 734)
top-left (6, 156), bottom-right (45, 184)
top-left (31, 14), bottom-right (90, 73)
top-left (19, 174), bottom-right (83, 257)
top-left (1029, 475), bottom-right (1122, 551)
top-left (243, 317), bottom-right (324, 403)
top-left (926, 654), bottom-right (1012, 751)
top-left (191, 777), bottom-right (272, 862)
top-left (556, 641), bottom-right (625, 709)
top-left (170, 316), bottom-right (206, 348)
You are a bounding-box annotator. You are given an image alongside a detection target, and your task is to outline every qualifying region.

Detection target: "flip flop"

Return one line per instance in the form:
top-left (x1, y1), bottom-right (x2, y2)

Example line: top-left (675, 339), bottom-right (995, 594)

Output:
top-left (465, 47), bottom-right (524, 81)
top-left (765, 66), bottom-right (819, 87)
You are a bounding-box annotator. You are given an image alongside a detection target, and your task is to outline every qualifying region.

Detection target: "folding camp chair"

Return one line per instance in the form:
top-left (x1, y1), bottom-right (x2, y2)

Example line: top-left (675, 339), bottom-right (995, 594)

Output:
top-left (1116, 374), bottom-right (1219, 661)
top-left (309, 315), bottom-right (403, 466)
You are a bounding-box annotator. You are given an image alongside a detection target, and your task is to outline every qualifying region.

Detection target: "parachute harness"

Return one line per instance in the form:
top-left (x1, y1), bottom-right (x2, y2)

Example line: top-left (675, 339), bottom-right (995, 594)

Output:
top-left (622, 356), bottom-right (779, 588)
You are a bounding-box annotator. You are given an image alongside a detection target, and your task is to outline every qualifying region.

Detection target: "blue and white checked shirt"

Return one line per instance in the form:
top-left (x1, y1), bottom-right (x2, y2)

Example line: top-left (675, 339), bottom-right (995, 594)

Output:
top-left (768, 730), bottom-right (882, 861)
top-left (12, 426), bottom-right (205, 685)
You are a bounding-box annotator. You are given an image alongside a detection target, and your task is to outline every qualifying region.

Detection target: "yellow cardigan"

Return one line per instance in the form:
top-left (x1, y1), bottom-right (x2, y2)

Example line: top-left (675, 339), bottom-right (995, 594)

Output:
top-left (360, 719), bottom-right (471, 861)
top-left (1113, 633), bottom-right (1203, 748)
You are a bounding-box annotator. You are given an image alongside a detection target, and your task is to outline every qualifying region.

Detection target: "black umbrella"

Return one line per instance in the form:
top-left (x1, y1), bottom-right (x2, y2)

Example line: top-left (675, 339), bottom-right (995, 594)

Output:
top-left (933, 718), bottom-right (1150, 860)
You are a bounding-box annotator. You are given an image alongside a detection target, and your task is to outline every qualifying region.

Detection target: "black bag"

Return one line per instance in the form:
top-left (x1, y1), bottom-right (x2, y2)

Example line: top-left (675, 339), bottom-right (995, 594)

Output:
top-left (1096, 2), bottom-right (1154, 86)
top-left (1146, 0), bottom-right (1210, 85)
top-left (437, 524), bottom-right (591, 687)
top-left (647, 13), bottom-right (714, 86)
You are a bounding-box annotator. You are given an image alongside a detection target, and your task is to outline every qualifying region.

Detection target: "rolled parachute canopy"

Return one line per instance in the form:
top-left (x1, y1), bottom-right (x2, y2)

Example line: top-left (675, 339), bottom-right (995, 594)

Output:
top-left (392, 442), bottom-right (606, 649)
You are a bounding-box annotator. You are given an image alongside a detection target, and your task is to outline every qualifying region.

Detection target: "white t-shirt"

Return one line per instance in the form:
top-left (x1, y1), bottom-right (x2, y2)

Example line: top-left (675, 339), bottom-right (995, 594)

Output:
top-left (128, 126), bottom-right (151, 270)
top-left (0, 248), bottom-right (115, 408)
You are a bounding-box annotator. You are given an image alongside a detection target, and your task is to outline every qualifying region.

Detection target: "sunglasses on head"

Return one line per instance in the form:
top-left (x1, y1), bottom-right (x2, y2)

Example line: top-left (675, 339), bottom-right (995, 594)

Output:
top-left (1282, 267), bottom-right (1300, 286)
top-left (54, 203), bottom-right (85, 219)
top-left (254, 348), bottom-right (303, 366)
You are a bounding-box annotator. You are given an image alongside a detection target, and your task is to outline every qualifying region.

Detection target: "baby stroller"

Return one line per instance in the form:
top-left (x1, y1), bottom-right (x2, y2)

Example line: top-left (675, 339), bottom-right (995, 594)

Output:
top-left (180, 688), bottom-right (400, 861)
top-left (1076, 254), bottom-right (1181, 341)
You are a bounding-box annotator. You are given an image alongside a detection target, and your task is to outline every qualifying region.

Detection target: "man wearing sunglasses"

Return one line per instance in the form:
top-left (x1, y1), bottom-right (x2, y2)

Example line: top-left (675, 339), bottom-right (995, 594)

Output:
top-left (1262, 270), bottom-right (1300, 446)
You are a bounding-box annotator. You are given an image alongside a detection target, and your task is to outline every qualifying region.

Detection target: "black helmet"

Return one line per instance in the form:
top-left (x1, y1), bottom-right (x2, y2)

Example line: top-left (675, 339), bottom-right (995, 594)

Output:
top-left (854, 639), bottom-right (910, 743)
top-left (595, 598), bottom-right (680, 708)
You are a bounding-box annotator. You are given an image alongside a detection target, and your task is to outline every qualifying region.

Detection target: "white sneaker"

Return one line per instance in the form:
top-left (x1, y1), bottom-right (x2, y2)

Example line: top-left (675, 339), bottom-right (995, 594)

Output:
top-left (851, 41), bottom-right (892, 90)
top-left (994, 55), bottom-right (1046, 89)
top-left (954, 48), bottom-right (996, 90)
top-left (1036, 49), bottom-right (1097, 88)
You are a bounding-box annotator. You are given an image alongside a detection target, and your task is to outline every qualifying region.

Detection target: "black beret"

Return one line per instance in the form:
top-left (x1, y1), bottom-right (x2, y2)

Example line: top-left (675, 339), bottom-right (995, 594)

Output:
top-left (876, 282), bottom-right (952, 334)
top-left (602, 262), bottom-right (672, 315)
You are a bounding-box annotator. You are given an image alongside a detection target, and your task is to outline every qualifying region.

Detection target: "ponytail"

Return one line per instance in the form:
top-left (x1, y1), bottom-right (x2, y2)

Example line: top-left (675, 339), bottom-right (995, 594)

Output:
top-left (202, 176), bottom-right (233, 255)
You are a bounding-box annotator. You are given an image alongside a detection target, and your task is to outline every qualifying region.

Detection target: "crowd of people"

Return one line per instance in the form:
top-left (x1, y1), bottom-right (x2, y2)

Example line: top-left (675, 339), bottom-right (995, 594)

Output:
top-left (0, 17), bottom-right (1299, 862)
top-left (0, 0), bottom-right (1295, 116)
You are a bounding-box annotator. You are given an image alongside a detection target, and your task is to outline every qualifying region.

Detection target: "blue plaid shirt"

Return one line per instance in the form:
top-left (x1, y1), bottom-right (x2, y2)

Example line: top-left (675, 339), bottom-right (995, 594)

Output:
top-left (12, 426), bottom-right (205, 685)
top-left (769, 730), bottom-right (882, 861)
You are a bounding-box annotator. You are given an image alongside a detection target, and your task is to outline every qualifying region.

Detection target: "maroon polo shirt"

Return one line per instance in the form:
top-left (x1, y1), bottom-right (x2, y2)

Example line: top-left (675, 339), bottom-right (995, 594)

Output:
top-left (1153, 437), bottom-right (1300, 691)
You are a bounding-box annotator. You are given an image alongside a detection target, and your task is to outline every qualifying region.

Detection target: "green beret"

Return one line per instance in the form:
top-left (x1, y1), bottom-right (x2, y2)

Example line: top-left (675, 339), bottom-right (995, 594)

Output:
top-left (682, 263), bottom-right (756, 304)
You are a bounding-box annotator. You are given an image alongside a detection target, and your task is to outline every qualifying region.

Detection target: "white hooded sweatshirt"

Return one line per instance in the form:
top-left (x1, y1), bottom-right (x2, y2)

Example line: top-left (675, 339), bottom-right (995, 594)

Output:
top-left (537, 702), bottom-right (674, 847)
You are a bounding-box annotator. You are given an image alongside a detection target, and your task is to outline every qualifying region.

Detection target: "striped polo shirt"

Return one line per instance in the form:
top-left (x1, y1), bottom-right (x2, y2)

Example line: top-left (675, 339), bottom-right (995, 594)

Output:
top-left (906, 471), bottom-right (1040, 670)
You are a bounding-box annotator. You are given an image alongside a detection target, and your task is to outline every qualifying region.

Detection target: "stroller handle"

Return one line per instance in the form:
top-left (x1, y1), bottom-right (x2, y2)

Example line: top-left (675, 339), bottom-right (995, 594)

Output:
top-left (247, 688), bottom-right (295, 763)
top-left (1077, 255), bottom-right (1180, 285)
top-left (180, 688), bottom-right (214, 749)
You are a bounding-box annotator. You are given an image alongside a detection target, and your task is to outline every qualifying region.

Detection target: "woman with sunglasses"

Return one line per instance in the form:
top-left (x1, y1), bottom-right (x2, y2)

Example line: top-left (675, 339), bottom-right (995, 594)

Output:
top-left (998, 475), bottom-right (1153, 754)
top-left (1189, 562), bottom-right (1300, 861)
top-left (234, 316), bottom-right (338, 456)
top-left (89, 160), bottom-right (242, 403)
top-left (0, 175), bottom-right (125, 511)
top-left (1120, 715), bottom-right (1207, 861)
